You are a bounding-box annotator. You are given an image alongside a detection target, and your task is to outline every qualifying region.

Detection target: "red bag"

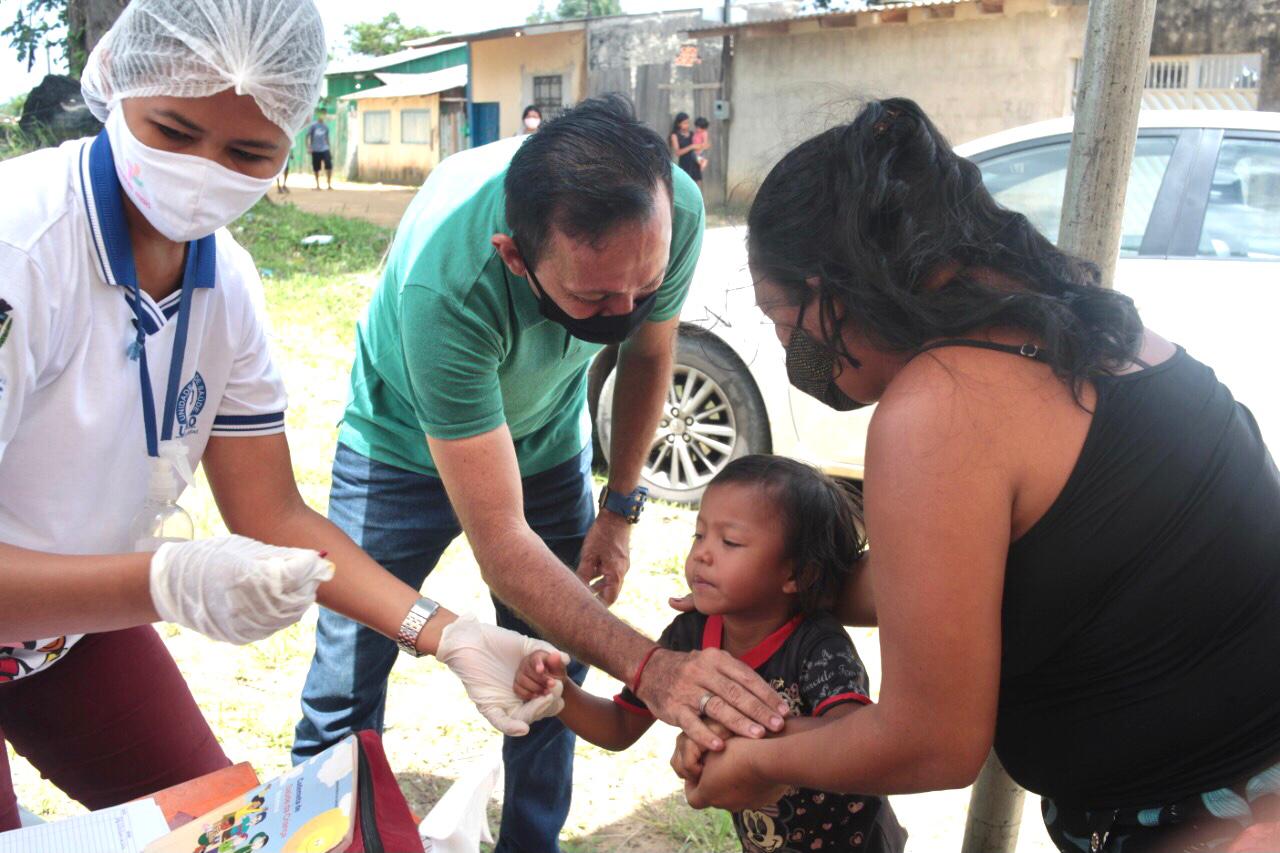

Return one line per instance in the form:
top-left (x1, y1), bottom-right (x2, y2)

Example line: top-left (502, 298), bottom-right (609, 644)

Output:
top-left (345, 730), bottom-right (424, 853)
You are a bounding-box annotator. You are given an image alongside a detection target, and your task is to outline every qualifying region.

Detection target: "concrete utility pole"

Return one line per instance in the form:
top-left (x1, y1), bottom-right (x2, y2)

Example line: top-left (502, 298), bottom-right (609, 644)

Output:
top-left (961, 0), bottom-right (1158, 847)
top-left (1058, 0), bottom-right (1160, 289)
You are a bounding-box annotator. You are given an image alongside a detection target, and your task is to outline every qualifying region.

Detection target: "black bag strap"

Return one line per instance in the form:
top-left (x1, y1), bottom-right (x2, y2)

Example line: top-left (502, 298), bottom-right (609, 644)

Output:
top-left (916, 338), bottom-right (1048, 362)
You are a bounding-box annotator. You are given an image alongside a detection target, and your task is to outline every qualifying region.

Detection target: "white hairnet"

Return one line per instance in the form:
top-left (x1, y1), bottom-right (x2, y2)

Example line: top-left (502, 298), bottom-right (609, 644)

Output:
top-left (81, 0), bottom-right (327, 138)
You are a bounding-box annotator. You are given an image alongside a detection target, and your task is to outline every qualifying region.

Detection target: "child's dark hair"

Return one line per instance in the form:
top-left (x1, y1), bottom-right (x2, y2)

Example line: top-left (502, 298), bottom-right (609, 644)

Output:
top-left (710, 454), bottom-right (864, 613)
top-left (694, 116), bottom-right (710, 129)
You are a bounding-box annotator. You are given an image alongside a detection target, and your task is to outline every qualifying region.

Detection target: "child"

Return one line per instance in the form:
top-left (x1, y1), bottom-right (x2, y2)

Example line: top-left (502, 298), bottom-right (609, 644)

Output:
top-left (516, 455), bottom-right (906, 853)
top-left (693, 116), bottom-right (711, 174)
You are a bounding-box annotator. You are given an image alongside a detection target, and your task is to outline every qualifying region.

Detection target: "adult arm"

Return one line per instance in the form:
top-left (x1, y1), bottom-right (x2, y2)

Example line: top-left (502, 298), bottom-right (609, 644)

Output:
top-left (685, 355), bottom-right (1012, 806)
top-left (575, 315), bottom-right (677, 604)
top-left (428, 424), bottom-right (789, 749)
top-left (202, 432), bottom-right (459, 655)
top-left (0, 545), bottom-right (156, 639)
top-left (671, 134), bottom-right (698, 158)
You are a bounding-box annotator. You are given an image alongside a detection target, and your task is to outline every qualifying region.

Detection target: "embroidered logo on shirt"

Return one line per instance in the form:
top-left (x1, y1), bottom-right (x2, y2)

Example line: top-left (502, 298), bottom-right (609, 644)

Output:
top-left (176, 372), bottom-right (207, 436)
top-left (0, 299), bottom-right (12, 351)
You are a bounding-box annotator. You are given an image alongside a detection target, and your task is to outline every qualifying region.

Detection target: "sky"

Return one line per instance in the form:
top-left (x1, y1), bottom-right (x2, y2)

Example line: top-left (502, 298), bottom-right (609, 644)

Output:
top-left (0, 0), bottom-right (719, 102)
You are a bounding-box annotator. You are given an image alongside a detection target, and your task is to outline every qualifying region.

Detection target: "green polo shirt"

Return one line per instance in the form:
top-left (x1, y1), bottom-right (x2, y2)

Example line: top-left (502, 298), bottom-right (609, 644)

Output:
top-left (338, 136), bottom-right (705, 478)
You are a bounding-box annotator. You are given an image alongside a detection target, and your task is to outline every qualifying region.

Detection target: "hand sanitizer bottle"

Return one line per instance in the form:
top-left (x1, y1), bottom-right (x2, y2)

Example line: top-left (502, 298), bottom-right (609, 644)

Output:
top-left (130, 444), bottom-right (195, 550)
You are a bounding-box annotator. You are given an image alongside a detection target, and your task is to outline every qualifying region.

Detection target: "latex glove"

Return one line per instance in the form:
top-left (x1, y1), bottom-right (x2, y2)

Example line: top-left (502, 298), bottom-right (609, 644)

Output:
top-left (436, 614), bottom-right (570, 736)
top-left (150, 535), bottom-right (334, 645)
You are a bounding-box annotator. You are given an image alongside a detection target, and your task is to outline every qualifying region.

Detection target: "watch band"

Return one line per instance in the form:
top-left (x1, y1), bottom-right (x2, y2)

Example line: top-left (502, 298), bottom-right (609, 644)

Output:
top-left (396, 596), bottom-right (440, 657)
top-left (599, 485), bottom-right (649, 524)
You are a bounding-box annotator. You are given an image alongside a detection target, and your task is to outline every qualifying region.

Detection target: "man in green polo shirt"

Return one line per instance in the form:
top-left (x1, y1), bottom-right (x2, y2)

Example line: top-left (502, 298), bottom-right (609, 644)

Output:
top-left (293, 97), bottom-right (788, 851)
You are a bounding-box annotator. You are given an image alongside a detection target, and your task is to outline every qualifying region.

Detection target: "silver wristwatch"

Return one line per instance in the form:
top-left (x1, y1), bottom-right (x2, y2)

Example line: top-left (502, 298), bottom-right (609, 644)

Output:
top-left (396, 596), bottom-right (440, 657)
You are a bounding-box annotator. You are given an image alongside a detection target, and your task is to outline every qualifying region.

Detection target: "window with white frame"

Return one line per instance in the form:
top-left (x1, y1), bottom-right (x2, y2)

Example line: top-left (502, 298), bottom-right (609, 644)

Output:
top-left (363, 110), bottom-right (391, 144)
top-left (401, 109), bottom-right (432, 145)
top-left (533, 75), bottom-right (564, 120)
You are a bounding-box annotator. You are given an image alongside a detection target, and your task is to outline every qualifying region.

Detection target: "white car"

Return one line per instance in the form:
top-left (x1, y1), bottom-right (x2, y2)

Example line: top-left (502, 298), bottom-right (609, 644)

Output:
top-left (595, 111), bottom-right (1280, 504)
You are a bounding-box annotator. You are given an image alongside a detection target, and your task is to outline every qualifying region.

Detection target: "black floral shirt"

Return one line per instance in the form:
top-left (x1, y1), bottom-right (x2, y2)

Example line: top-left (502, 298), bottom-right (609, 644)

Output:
top-left (616, 611), bottom-right (907, 852)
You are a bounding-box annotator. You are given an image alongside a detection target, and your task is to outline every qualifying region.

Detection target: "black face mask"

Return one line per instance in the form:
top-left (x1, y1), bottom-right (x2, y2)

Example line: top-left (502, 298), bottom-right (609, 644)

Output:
top-left (784, 324), bottom-right (869, 412)
top-left (520, 246), bottom-right (659, 345)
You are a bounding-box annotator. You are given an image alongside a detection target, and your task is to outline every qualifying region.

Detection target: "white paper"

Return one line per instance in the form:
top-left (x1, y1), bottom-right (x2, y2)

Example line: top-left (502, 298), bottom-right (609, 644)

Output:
top-left (0, 799), bottom-right (170, 853)
top-left (420, 753), bottom-right (502, 853)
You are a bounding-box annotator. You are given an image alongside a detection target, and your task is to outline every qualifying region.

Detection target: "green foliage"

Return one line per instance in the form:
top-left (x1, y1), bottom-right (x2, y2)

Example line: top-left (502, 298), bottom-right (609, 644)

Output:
top-left (344, 12), bottom-right (440, 57)
top-left (528, 0), bottom-right (622, 23)
top-left (3, 0), bottom-right (86, 77)
top-left (0, 122), bottom-right (57, 161)
top-left (1, 92), bottom-right (28, 117)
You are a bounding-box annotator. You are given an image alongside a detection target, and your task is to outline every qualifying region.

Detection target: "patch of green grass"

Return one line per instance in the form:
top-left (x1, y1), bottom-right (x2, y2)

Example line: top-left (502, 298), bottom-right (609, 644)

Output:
top-left (0, 123), bottom-right (58, 161)
top-left (635, 795), bottom-right (739, 852)
top-left (230, 198), bottom-right (393, 281)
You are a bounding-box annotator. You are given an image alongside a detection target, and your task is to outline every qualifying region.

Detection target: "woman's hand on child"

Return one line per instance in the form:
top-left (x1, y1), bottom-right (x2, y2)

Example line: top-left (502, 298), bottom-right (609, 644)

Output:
top-left (515, 648), bottom-right (568, 700)
top-left (670, 720), bottom-right (732, 783)
top-left (685, 736), bottom-right (788, 812)
top-left (435, 614), bottom-right (570, 736)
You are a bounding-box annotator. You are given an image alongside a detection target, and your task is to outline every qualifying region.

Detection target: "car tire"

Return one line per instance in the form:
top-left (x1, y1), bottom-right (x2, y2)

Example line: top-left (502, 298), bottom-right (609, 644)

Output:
top-left (594, 327), bottom-right (771, 506)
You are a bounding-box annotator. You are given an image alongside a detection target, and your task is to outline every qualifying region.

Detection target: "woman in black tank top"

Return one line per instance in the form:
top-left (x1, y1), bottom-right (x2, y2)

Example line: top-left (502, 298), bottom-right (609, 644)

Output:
top-left (676, 98), bottom-right (1280, 852)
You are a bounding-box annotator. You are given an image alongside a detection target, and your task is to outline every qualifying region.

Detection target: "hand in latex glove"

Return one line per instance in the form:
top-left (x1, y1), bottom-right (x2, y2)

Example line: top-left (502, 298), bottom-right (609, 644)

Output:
top-left (150, 535), bottom-right (334, 645)
top-left (436, 614), bottom-right (571, 736)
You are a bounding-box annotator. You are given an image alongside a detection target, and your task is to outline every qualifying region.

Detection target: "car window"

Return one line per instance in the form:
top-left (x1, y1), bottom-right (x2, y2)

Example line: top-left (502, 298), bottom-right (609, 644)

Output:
top-left (1197, 138), bottom-right (1280, 260)
top-left (976, 136), bottom-right (1177, 256)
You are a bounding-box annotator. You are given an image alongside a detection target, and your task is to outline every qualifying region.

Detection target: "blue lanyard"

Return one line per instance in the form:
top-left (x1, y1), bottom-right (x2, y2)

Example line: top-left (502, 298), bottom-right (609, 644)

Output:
top-left (126, 247), bottom-right (198, 458)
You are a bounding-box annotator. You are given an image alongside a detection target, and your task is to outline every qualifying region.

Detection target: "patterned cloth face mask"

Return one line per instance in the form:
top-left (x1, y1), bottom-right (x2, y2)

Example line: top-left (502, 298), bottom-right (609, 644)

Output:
top-left (784, 304), bottom-right (869, 412)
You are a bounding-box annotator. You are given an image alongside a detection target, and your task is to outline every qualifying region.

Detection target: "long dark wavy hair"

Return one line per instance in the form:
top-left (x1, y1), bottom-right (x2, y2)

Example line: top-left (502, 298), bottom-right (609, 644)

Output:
top-left (747, 98), bottom-right (1143, 391)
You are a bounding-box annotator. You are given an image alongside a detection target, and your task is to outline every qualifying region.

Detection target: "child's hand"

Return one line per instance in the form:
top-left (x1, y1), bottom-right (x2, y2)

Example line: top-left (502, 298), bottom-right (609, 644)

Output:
top-left (514, 649), bottom-right (569, 700)
top-left (671, 720), bottom-right (733, 783)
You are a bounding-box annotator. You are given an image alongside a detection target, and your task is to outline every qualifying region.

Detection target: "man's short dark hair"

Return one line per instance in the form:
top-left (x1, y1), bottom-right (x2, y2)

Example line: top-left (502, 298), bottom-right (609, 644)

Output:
top-left (505, 94), bottom-right (674, 267)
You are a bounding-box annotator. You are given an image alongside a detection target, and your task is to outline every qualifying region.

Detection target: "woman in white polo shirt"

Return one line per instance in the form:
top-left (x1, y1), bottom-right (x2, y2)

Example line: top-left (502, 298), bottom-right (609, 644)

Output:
top-left (0, 0), bottom-right (564, 829)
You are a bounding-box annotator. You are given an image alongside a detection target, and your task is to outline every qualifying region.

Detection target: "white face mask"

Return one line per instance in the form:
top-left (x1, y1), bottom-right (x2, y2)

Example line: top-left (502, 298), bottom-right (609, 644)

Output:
top-left (524, 116), bottom-right (542, 131)
top-left (106, 107), bottom-right (275, 243)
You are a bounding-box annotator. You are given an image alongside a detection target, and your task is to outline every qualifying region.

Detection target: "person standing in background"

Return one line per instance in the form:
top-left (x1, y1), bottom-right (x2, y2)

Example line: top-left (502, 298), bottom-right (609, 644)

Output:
top-left (670, 112), bottom-right (703, 191)
top-left (520, 105), bottom-right (543, 135)
top-left (693, 116), bottom-right (711, 176)
top-left (305, 110), bottom-right (332, 190)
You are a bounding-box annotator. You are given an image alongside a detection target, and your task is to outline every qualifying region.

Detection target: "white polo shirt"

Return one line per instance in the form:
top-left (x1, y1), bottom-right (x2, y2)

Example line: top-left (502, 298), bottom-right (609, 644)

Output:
top-left (0, 132), bottom-right (286, 681)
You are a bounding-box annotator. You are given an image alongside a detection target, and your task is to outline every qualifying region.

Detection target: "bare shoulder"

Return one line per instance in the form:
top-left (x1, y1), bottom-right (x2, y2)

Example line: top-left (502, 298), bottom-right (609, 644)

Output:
top-left (867, 344), bottom-right (1055, 478)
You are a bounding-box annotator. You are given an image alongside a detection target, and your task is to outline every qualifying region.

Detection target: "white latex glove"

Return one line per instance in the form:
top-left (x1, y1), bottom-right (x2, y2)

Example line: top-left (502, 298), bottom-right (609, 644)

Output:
top-left (149, 534), bottom-right (335, 645)
top-left (435, 614), bottom-right (571, 737)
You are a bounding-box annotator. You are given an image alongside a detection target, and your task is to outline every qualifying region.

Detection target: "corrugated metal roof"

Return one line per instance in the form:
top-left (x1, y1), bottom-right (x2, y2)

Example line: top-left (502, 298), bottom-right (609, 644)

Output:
top-left (686, 0), bottom-right (991, 34)
top-left (338, 66), bottom-right (469, 102)
top-left (403, 7), bottom-right (703, 48)
top-left (326, 43), bottom-right (461, 77)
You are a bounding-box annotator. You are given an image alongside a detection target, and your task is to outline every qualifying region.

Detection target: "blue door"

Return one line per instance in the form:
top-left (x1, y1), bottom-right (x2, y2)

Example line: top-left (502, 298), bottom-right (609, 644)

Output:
top-left (472, 102), bottom-right (500, 147)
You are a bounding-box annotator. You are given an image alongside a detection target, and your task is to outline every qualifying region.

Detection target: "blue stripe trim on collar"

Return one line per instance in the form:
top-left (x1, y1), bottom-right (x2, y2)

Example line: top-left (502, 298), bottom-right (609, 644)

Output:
top-left (85, 129), bottom-right (218, 293)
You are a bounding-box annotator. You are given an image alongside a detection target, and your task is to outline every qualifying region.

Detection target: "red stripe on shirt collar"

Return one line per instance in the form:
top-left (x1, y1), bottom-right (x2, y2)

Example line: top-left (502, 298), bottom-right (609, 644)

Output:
top-left (700, 613), bottom-right (805, 669)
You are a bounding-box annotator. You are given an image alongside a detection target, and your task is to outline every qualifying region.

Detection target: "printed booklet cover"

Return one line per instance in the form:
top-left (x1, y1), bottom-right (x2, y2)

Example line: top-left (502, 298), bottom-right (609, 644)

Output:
top-left (145, 734), bottom-right (358, 853)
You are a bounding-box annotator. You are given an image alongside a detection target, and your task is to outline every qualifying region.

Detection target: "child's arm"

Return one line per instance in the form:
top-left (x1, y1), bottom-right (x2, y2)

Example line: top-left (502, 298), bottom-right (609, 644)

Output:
top-left (559, 679), bottom-right (656, 751)
top-left (516, 650), bottom-right (655, 751)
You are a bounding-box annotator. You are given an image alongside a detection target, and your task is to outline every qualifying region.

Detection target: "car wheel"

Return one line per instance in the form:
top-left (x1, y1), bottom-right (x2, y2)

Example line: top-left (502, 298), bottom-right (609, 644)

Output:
top-left (595, 328), bottom-right (771, 506)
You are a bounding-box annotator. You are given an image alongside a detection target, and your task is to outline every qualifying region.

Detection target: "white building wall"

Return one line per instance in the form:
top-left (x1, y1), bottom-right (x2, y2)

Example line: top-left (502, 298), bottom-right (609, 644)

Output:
top-left (725, 0), bottom-right (1089, 201)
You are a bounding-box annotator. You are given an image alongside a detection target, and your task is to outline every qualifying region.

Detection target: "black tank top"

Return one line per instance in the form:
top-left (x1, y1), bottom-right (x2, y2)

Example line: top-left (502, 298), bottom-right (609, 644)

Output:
top-left (918, 340), bottom-right (1280, 810)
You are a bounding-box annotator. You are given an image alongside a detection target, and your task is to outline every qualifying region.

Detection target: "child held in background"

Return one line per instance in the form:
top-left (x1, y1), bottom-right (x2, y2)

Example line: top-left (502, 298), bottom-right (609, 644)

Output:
top-left (693, 116), bottom-right (711, 174)
top-left (516, 455), bottom-right (907, 853)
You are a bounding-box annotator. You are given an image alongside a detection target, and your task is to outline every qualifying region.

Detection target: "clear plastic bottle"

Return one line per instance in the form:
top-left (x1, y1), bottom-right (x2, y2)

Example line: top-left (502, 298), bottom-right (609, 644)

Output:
top-left (130, 454), bottom-right (194, 550)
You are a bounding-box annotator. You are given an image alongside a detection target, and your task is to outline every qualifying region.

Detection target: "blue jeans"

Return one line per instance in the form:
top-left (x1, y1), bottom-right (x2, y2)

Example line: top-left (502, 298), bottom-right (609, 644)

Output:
top-left (293, 442), bottom-right (593, 853)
